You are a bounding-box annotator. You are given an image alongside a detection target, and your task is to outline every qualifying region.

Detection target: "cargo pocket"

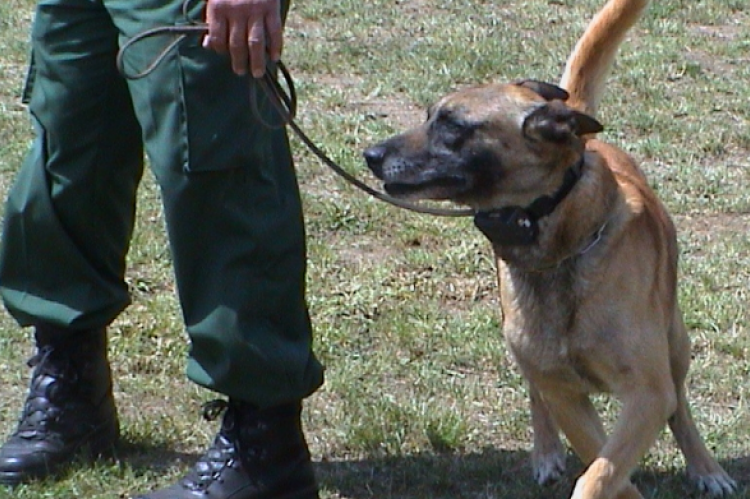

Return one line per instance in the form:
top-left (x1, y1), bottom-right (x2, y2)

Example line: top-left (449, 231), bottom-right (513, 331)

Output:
top-left (175, 38), bottom-right (271, 174)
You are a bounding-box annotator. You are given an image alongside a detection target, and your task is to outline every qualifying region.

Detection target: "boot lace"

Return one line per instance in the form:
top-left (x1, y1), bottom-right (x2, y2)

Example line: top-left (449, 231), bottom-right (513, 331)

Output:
top-left (180, 399), bottom-right (271, 492)
top-left (180, 400), bottom-right (239, 492)
top-left (14, 346), bottom-right (77, 439)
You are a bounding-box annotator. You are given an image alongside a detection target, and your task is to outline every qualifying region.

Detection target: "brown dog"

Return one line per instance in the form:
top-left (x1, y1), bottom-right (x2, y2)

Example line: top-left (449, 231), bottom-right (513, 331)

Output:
top-left (363, 0), bottom-right (737, 497)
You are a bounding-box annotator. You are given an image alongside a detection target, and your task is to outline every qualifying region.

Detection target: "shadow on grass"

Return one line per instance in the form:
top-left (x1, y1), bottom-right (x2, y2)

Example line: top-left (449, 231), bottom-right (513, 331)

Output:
top-left (315, 448), bottom-right (750, 499)
top-left (107, 436), bottom-right (750, 498)
top-left (113, 437), bottom-right (200, 474)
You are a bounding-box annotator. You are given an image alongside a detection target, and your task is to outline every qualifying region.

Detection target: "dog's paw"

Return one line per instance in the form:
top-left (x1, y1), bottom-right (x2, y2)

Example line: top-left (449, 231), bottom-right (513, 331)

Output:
top-left (532, 451), bottom-right (566, 486)
top-left (694, 472), bottom-right (737, 497)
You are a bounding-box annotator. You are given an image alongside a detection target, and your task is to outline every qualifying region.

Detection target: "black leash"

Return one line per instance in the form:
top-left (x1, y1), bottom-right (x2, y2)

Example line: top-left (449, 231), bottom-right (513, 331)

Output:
top-left (116, 23), bottom-right (475, 218)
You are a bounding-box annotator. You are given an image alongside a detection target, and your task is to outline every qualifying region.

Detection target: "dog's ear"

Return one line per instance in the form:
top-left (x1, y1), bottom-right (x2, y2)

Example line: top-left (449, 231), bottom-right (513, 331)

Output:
top-left (523, 101), bottom-right (604, 142)
top-left (516, 80), bottom-right (569, 102)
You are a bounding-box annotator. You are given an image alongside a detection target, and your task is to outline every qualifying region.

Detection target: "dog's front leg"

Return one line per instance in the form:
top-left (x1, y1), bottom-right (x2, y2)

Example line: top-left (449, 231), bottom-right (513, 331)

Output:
top-left (571, 385), bottom-right (676, 499)
top-left (541, 389), bottom-right (643, 499)
top-left (529, 382), bottom-right (567, 485)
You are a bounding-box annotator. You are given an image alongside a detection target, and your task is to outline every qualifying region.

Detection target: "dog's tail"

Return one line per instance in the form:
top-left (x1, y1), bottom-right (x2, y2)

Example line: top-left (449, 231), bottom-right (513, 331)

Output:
top-left (560, 0), bottom-right (649, 116)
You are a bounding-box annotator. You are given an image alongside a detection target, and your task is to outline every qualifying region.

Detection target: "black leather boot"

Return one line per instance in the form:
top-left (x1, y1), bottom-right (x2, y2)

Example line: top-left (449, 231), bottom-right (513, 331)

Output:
top-left (135, 399), bottom-right (318, 499)
top-left (0, 325), bottom-right (119, 485)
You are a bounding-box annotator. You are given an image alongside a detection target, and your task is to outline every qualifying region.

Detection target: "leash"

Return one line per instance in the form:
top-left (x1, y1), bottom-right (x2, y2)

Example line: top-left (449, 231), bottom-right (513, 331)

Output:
top-left (116, 23), bottom-right (475, 218)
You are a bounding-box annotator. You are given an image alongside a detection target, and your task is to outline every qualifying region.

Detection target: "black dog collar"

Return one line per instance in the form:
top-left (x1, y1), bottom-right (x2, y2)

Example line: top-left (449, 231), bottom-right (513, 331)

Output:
top-left (474, 158), bottom-right (583, 247)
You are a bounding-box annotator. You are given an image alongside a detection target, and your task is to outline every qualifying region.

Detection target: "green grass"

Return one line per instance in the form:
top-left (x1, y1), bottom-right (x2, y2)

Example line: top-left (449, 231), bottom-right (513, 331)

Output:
top-left (1, 0), bottom-right (749, 498)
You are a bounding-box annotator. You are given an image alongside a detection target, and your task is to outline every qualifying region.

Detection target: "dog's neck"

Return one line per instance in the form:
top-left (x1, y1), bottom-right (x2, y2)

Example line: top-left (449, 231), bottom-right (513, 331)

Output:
top-left (484, 150), bottom-right (619, 273)
top-left (473, 157), bottom-right (584, 248)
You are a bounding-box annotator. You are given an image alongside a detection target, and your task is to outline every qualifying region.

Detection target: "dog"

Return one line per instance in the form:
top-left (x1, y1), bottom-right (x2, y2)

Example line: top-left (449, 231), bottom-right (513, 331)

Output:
top-left (363, 0), bottom-right (737, 497)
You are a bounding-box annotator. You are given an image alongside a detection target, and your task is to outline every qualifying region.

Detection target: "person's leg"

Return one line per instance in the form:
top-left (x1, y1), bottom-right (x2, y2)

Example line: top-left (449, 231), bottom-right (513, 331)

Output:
top-left (0, 0), bottom-right (144, 486)
top-left (110, 1), bottom-right (323, 497)
top-left (0, 2), bottom-right (143, 330)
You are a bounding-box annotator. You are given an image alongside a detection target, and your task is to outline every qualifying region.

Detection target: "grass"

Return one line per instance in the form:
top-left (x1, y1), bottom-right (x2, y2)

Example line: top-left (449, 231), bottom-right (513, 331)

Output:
top-left (1, 0), bottom-right (749, 498)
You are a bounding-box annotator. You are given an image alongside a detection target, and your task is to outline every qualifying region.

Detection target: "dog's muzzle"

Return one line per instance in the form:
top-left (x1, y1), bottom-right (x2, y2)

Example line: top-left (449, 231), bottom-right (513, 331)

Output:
top-left (363, 145), bottom-right (387, 179)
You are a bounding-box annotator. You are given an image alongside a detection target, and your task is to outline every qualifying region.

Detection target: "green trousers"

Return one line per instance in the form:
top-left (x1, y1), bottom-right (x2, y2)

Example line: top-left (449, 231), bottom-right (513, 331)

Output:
top-left (0, 0), bottom-right (324, 408)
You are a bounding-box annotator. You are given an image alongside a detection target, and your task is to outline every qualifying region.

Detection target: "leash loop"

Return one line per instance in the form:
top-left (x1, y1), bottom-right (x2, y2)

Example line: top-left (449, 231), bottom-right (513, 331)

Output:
top-left (250, 59), bottom-right (298, 129)
top-left (116, 24), bottom-right (210, 80)
top-left (116, 22), bottom-right (474, 218)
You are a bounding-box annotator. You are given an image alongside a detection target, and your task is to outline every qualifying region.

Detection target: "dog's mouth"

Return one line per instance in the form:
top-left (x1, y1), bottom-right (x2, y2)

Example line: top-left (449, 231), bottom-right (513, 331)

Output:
top-left (363, 143), bottom-right (475, 201)
top-left (383, 175), bottom-right (470, 200)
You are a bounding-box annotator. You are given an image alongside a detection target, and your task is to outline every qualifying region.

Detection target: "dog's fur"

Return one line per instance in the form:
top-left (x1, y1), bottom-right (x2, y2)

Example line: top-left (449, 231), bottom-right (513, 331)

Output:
top-left (363, 0), bottom-right (737, 497)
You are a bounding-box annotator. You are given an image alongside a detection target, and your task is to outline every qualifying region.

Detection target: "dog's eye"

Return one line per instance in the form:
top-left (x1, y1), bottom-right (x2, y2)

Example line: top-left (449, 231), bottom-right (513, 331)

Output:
top-left (432, 110), bottom-right (475, 149)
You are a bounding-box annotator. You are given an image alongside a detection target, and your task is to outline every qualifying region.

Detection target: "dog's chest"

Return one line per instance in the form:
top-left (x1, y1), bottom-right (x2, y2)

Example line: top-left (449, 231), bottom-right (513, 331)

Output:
top-left (500, 264), bottom-right (608, 391)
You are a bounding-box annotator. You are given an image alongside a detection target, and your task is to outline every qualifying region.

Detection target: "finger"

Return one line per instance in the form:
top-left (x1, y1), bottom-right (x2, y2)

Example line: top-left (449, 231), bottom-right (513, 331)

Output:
top-left (228, 18), bottom-right (250, 75)
top-left (265, 9), bottom-right (283, 63)
top-left (204, 3), bottom-right (228, 53)
top-left (248, 20), bottom-right (266, 78)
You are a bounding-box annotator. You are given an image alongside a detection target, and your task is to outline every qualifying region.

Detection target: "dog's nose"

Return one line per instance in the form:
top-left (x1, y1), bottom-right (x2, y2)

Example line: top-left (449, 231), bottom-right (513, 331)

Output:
top-left (363, 145), bottom-right (386, 176)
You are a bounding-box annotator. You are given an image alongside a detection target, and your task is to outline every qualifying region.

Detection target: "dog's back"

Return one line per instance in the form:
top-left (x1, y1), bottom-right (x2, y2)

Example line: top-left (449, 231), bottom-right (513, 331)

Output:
top-left (555, 0), bottom-right (682, 350)
top-left (556, 0), bottom-right (674, 280)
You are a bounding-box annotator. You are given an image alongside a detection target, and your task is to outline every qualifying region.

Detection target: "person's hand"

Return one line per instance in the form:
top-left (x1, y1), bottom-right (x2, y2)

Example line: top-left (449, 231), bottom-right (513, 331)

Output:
top-left (202, 0), bottom-right (283, 78)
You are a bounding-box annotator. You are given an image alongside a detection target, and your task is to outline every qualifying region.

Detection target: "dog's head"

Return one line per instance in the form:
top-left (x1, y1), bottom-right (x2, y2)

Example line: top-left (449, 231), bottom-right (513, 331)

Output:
top-left (363, 80), bottom-right (603, 211)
